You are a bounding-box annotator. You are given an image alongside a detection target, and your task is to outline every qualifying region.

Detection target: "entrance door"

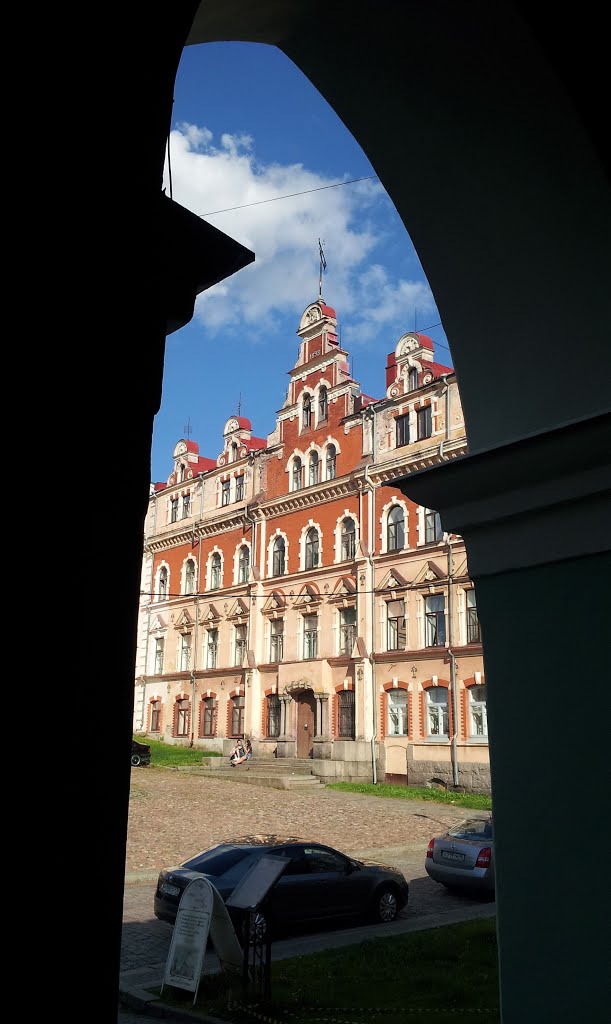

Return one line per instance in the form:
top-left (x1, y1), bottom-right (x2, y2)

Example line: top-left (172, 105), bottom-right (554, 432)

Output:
top-left (296, 691), bottom-right (316, 758)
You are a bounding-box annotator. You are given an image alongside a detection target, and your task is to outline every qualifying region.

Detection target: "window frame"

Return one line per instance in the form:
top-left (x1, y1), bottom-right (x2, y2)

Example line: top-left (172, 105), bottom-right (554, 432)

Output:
top-left (387, 688), bottom-right (408, 736)
top-left (425, 594), bottom-right (446, 647)
top-left (326, 444), bottom-right (337, 480)
top-left (396, 414), bottom-right (409, 447)
top-left (305, 527), bottom-right (320, 570)
top-left (387, 505), bottom-right (405, 552)
top-left (340, 518), bottom-right (356, 561)
top-left (387, 599), bottom-right (406, 651)
top-left (303, 614), bottom-right (318, 659)
top-left (272, 536), bottom-right (286, 576)
top-left (417, 405), bottom-right (433, 440)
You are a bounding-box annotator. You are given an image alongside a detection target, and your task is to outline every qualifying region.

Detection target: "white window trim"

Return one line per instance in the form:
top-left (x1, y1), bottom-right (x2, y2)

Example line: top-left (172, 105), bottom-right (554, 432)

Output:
top-left (334, 510), bottom-right (359, 562)
top-left (299, 519), bottom-right (323, 571)
top-left (380, 497), bottom-right (408, 554)
top-left (233, 540), bottom-right (252, 586)
top-left (155, 561), bottom-right (170, 602)
top-left (207, 547), bottom-right (224, 591)
top-left (268, 530), bottom-right (289, 577)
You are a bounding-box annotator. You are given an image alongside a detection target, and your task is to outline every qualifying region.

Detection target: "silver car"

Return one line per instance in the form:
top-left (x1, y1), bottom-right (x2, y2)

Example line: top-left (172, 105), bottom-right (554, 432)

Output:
top-left (425, 816), bottom-right (494, 894)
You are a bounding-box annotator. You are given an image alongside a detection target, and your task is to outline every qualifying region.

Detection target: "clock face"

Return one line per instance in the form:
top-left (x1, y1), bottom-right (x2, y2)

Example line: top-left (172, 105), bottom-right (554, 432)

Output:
top-left (174, 441), bottom-right (187, 456)
top-left (225, 418), bottom-right (239, 433)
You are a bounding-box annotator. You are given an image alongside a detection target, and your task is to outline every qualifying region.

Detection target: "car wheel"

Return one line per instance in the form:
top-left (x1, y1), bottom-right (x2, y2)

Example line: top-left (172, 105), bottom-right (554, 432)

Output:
top-left (242, 911), bottom-right (267, 944)
top-left (372, 884), bottom-right (399, 923)
top-left (131, 754), bottom-right (141, 766)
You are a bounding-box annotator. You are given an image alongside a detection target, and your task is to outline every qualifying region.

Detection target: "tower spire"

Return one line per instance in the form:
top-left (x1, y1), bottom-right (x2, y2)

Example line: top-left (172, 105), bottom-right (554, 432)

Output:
top-left (318, 238), bottom-right (327, 299)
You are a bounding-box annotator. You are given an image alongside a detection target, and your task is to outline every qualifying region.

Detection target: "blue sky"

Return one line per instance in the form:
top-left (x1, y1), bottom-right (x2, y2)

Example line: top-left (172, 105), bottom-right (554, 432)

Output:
top-left (152, 41), bottom-right (451, 483)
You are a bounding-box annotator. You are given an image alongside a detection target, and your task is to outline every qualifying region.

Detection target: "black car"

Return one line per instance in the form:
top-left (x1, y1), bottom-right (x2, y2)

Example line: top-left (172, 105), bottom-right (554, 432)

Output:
top-left (154, 834), bottom-right (409, 936)
top-left (131, 739), bottom-right (151, 767)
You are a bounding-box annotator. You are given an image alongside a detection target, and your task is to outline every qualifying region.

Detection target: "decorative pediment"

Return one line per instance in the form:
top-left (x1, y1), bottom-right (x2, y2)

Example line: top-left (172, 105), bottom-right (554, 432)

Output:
top-left (453, 557), bottom-right (468, 580)
top-left (328, 576), bottom-right (357, 605)
top-left (174, 609), bottom-right (194, 632)
top-left (378, 569), bottom-right (409, 594)
top-left (149, 614), bottom-right (166, 633)
top-left (227, 598), bottom-right (249, 621)
top-left (201, 603), bottom-right (221, 624)
top-left (293, 583), bottom-right (321, 608)
top-left (262, 590), bottom-right (286, 616)
top-left (413, 560), bottom-right (446, 586)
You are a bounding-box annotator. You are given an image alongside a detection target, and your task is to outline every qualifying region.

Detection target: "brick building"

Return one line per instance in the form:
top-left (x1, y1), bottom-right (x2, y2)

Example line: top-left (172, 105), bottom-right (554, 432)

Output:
top-left (134, 298), bottom-right (488, 792)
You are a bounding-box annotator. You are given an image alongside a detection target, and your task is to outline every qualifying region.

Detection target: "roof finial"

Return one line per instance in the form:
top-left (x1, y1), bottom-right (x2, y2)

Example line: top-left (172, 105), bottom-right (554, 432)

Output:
top-left (318, 238), bottom-right (327, 300)
top-left (237, 393), bottom-right (242, 416)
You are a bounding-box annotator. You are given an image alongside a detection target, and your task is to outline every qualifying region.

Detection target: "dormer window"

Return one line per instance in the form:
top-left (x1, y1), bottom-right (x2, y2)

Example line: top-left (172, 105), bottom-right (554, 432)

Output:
top-left (408, 367), bottom-right (419, 391)
top-left (231, 442), bottom-right (239, 463)
top-left (178, 463), bottom-right (186, 482)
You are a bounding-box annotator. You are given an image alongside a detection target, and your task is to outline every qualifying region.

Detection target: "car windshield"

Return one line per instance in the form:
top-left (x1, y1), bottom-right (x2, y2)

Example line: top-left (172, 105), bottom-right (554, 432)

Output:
top-left (182, 845), bottom-right (255, 875)
top-left (448, 818), bottom-right (493, 840)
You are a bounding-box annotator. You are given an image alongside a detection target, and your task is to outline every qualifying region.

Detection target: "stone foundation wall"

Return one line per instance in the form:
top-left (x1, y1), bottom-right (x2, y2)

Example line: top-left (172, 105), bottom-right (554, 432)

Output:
top-left (403, 757), bottom-right (491, 794)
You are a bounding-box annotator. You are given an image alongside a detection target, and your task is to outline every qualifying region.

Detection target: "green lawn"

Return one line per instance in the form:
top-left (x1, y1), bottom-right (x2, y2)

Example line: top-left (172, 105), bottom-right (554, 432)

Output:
top-left (158, 917), bottom-right (500, 1024)
top-left (136, 736), bottom-right (222, 766)
top-left (327, 781), bottom-right (492, 811)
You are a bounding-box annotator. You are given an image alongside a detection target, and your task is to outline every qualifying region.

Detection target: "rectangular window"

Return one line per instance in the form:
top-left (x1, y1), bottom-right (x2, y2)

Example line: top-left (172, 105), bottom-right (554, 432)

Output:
top-left (176, 698), bottom-right (189, 737)
top-left (207, 629), bottom-right (218, 669)
top-left (170, 498), bottom-right (179, 523)
top-left (150, 701), bottom-right (160, 732)
top-left (339, 607), bottom-right (356, 655)
top-left (337, 690), bottom-right (355, 738)
top-left (266, 694), bottom-right (281, 737)
top-left (182, 494), bottom-right (191, 518)
top-left (221, 480), bottom-right (231, 506)
top-left (231, 695), bottom-right (245, 737)
top-left (425, 509), bottom-right (443, 543)
top-left (417, 406), bottom-right (432, 439)
top-left (425, 594), bottom-right (446, 647)
top-left (466, 589), bottom-right (481, 643)
top-left (388, 689), bottom-right (408, 736)
top-left (427, 687), bottom-right (449, 737)
top-left (202, 698), bottom-right (217, 737)
top-left (469, 685), bottom-right (488, 737)
top-left (270, 620), bottom-right (284, 663)
top-left (234, 624), bottom-right (247, 666)
top-left (396, 414), bottom-right (409, 447)
top-left (235, 475), bottom-right (245, 501)
top-left (387, 599), bottom-right (406, 651)
top-left (154, 638), bottom-right (165, 675)
top-left (303, 614), bottom-right (318, 659)
top-left (179, 634), bottom-right (192, 671)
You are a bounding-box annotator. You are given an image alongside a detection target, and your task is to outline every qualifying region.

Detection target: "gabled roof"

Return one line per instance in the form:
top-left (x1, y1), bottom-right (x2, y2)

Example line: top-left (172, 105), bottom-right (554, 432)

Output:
top-left (262, 590), bottom-right (286, 613)
top-left (328, 576), bottom-right (357, 603)
top-left (227, 598), bottom-right (249, 619)
top-left (293, 583), bottom-right (321, 607)
top-left (174, 609), bottom-right (195, 629)
top-left (203, 604), bottom-right (221, 623)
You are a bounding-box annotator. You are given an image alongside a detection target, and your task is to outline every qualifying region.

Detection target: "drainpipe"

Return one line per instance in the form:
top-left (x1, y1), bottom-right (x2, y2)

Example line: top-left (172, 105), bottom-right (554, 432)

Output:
top-left (364, 404), bottom-right (378, 783)
top-left (447, 533), bottom-right (459, 786)
top-left (438, 375), bottom-right (450, 460)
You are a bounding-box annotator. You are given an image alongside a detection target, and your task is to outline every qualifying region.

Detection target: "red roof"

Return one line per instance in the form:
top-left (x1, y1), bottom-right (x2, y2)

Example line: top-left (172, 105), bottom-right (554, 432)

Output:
top-left (185, 439), bottom-right (199, 453)
top-left (153, 481), bottom-right (167, 493)
top-left (430, 361), bottom-right (453, 376)
top-left (235, 416), bottom-right (252, 430)
top-left (320, 303), bottom-right (336, 319)
top-left (247, 437), bottom-right (267, 450)
top-left (416, 333), bottom-right (434, 351)
top-left (197, 457), bottom-right (217, 472)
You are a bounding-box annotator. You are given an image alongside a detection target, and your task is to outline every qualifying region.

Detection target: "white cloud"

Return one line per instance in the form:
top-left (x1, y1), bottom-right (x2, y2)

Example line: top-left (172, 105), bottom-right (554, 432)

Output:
top-left (164, 124), bottom-right (439, 342)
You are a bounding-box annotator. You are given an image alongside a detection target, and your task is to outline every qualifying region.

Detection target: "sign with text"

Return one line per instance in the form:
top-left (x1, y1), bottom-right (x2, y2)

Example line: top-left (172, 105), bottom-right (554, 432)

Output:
top-left (226, 854), bottom-right (287, 911)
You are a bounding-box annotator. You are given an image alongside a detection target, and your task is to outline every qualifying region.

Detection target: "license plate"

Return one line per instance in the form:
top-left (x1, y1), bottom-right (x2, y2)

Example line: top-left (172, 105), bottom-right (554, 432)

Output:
top-left (441, 851), bottom-right (465, 862)
top-left (160, 882), bottom-right (180, 896)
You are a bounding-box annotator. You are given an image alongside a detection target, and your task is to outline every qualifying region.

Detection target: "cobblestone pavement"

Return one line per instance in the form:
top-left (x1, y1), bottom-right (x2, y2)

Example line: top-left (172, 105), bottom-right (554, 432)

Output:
top-left (125, 766), bottom-right (468, 876)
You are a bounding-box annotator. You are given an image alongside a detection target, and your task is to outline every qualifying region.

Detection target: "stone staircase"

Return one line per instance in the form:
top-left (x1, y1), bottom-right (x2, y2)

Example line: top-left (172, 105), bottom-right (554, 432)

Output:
top-left (186, 756), bottom-right (326, 791)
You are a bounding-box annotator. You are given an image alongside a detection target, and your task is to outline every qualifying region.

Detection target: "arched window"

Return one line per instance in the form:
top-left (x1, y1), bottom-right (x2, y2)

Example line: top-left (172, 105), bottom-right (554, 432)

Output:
top-left (238, 545), bottom-right (250, 584)
top-left (292, 457), bottom-right (302, 491)
top-left (231, 442), bottom-right (238, 462)
top-left (309, 451), bottom-right (319, 486)
top-left (305, 527), bottom-right (319, 569)
top-left (158, 566), bottom-right (168, 601)
top-left (387, 505), bottom-right (405, 551)
top-left (210, 552), bottom-right (221, 590)
top-left (408, 367), bottom-right (419, 391)
top-left (318, 386), bottom-right (328, 422)
top-left (273, 536), bottom-right (286, 576)
top-left (184, 559), bottom-right (196, 594)
top-left (178, 463), bottom-right (185, 482)
top-left (326, 444), bottom-right (337, 480)
top-left (341, 518), bottom-right (356, 560)
top-left (303, 394), bottom-right (312, 428)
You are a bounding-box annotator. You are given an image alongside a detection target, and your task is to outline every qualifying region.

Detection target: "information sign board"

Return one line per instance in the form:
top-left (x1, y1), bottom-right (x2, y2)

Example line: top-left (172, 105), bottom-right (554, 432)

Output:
top-left (225, 854), bottom-right (287, 911)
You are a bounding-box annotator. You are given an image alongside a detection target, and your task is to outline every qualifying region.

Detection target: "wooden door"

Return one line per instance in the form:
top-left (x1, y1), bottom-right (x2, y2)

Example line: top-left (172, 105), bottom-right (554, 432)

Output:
top-left (296, 691), bottom-right (316, 758)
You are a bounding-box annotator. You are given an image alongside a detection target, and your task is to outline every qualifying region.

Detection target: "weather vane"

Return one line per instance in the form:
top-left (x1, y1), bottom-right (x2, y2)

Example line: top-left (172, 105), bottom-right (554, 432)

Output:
top-left (183, 417), bottom-right (192, 439)
top-left (318, 238), bottom-right (327, 299)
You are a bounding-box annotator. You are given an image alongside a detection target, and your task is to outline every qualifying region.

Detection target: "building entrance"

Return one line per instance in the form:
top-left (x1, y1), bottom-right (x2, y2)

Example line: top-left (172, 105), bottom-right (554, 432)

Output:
top-left (296, 690), bottom-right (315, 758)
